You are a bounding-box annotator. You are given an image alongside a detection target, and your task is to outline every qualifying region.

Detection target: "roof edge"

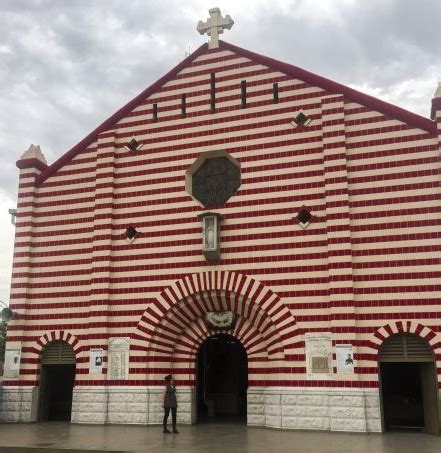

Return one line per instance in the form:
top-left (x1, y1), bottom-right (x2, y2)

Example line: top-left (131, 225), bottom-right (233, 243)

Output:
top-left (36, 42), bottom-right (209, 187)
top-left (219, 40), bottom-right (436, 135)
top-left (35, 39), bottom-right (436, 187)
top-left (16, 158), bottom-right (48, 172)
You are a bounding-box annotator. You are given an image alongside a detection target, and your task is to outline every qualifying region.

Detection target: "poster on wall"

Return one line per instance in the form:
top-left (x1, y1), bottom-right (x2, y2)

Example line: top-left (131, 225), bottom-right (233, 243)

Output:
top-left (336, 344), bottom-right (354, 373)
top-left (3, 347), bottom-right (21, 379)
top-left (89, 348), bottom-right (104, 374)
top-left (305, 333), bottom-right (332, 379)
top-left (107, 338), bottom-right (129, 380)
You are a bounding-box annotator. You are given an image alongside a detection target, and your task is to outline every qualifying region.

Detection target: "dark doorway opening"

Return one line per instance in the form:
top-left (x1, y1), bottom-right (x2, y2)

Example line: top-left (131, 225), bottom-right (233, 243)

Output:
top-left (196, 334), bottom-right (247, 424)
top-left (378, 333), bottom-right (440, 435)
top-left (380, 363), bottom-right (424, 430)
top-left (39, 364), bottom-right (75, 421)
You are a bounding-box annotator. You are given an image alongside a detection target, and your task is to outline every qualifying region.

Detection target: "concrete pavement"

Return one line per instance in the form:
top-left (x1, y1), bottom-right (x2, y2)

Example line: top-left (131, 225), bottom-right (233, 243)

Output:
top-left (0, 423), bottom-right (440, 453)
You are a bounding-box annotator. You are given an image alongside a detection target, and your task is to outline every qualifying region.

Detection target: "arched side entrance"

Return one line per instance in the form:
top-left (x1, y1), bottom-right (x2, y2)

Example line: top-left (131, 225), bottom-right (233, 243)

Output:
top-left (196, 334), bottom-right (247, 423)
top-left (378, 333), bottom-right (440, 434)
top-left (39, 340), bottom-right (76, 421)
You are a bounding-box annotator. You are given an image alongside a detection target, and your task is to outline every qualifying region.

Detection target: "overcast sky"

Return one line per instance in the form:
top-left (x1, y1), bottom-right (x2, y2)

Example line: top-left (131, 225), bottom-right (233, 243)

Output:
top-left (0, 0), bottom-right (440, 305)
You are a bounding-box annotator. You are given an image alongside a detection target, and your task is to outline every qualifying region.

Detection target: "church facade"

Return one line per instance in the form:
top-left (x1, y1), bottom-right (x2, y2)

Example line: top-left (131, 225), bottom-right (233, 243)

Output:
top-left (2, 10), bottom-right (441, 434)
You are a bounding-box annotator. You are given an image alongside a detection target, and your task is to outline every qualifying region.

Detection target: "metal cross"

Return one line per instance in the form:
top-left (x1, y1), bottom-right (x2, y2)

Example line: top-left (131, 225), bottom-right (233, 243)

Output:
top-left (197, 7), bottom-right (234, 49)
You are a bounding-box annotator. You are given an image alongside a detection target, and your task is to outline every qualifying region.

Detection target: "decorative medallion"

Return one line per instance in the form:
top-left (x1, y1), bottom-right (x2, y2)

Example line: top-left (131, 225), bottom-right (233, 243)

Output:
top-left (206, 311), bottom-right (234, 330)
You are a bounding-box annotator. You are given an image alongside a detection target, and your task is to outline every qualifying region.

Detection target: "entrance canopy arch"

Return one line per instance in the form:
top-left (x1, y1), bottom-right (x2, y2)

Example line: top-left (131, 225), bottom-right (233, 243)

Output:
top-left (155, 290), bottom-right (284, 359)
top-left (132, 271), bottom-right (300, 365)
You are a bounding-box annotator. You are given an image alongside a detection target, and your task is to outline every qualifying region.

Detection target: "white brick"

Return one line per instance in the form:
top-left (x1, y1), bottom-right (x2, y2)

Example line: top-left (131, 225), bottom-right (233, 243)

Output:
top-left (248, 413), bottom-right (265, 426)
top-left (265, 415), bottom-right (281, 427)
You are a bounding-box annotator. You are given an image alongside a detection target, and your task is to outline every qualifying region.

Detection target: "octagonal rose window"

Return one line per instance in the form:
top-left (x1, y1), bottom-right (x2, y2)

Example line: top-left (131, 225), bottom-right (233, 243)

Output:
top-left (186, 150), bottom-right (241, 208)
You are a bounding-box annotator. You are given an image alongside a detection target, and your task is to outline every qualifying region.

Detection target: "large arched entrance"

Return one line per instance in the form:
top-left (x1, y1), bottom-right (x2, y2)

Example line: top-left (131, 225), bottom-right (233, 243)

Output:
top-left (378, 333), bottom-right (440, 434)
top-left (38, 340), bottom-right (76, 421)
top-left (196, 334), bottom-right (247, 423)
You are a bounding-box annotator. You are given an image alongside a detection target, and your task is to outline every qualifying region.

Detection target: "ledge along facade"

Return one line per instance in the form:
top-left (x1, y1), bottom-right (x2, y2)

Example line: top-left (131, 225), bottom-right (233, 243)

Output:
top-left (2, 9), bottom-right (441, 434)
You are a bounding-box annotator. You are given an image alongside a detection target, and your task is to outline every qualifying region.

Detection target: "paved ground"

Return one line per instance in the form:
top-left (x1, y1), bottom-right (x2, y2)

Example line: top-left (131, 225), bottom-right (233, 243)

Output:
top-left (0, 423), bottom-right (440, 453)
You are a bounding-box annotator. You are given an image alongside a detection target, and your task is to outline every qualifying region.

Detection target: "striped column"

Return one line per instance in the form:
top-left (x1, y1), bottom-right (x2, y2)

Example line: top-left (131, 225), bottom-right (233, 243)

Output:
top-left (86, 132), bottom-right (117, 381)
top-left (8, 148), bottom-right (47, 383)
top-left (321, 94), bottom-right (356, 376)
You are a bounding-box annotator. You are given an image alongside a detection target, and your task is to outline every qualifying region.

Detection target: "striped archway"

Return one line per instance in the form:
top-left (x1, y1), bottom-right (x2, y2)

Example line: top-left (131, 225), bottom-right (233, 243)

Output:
top-left (369, 321), bottom-right (441, 359)
top-left (132, 271), bottom-right (300, 383)
top-left (34, 330), bottom-right (82, 357)
top-left (159, 290), bottom-right (283, 357)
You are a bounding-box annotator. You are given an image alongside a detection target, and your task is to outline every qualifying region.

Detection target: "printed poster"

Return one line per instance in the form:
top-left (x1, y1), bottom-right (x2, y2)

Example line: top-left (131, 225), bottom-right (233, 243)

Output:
top-left (3, 347), bottom-right (21, 378)
top-left (89, 348), bottom-right (104, 373)
top-left (336, 344), bottom-right (354, 373)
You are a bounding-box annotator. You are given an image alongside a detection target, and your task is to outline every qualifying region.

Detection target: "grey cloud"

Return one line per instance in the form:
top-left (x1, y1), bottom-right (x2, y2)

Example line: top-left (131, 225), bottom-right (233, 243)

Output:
top-left (0, 0), bottom-right (439, 304)
top-left (0, 0), bottom-right (440, 201)
top-left (233, 0), bottom-right (441, 89)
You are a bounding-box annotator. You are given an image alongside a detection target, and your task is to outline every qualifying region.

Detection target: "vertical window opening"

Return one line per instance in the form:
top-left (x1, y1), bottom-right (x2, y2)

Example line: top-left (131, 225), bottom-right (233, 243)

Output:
top-left (152, 103), bottom-right (158, 122)
top-left (181, 94), bottom-right (187, 117)
top-left (210, 73), bottom-right (216, 113)
top-left (273, 83), bottom-right (279, 103)
top-left (241, 80), bottom-right (247, 108)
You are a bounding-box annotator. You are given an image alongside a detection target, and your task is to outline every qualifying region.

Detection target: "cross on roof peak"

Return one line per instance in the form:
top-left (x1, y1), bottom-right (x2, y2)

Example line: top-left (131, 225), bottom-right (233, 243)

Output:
top-left (197, 7), bottom-right (234, 49)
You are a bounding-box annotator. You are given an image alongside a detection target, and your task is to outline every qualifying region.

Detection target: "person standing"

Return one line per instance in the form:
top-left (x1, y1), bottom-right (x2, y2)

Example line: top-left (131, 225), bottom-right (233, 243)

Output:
top-left (162, 374), bottom-right (178, 433)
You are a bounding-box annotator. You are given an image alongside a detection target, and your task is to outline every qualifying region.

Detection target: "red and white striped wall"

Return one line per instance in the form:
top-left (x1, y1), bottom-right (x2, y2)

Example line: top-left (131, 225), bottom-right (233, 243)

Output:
top-left (4, 40), bottom-right (441, 397)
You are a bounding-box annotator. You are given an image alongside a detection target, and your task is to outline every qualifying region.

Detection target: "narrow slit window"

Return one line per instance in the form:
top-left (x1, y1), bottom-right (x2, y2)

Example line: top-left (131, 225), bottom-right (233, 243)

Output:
top-left (181, 93), bottom-right (187, 116)
top-left (210, 73), bottom-right (216, 113)
top-left (152, 103), bottom-right (158, 122)
top-left (241, 80), bottom-right (247, 108)
top-left (273, 83), bottom-right (279, 103)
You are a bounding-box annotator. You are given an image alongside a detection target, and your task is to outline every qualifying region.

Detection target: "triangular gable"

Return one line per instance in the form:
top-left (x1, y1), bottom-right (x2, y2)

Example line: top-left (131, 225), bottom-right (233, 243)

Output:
top-left (36, 40), bottom-right (436, 186)
top-left (221, 41), bottom-right (436, 135)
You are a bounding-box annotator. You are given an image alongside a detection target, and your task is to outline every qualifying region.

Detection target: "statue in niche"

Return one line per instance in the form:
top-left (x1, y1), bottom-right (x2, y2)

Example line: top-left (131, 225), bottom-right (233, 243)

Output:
top-left (205, 217), bottom-right (215, 249)
top-left (199, 213), bottom-right (223, 261)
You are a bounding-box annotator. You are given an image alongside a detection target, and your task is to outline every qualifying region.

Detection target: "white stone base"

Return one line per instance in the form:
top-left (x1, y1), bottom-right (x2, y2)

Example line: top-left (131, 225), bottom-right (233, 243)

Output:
top-left (0, 386), bottom-right (39, 422)
top-left (1, 384), bottom-right (381, 432)
top-left (247, 387), bottom-right (382, 432)
top-left (71, 386), bottom-right (194, 425)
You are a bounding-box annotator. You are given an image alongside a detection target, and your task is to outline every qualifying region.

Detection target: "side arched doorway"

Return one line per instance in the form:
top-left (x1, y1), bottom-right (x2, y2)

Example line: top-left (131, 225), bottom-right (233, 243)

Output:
top-left (39, 340), bottom-right (76, 421)
top-left (196, 334), bottom-right (248, 423)
top-left (378, 333), bottom-right (440, 434)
